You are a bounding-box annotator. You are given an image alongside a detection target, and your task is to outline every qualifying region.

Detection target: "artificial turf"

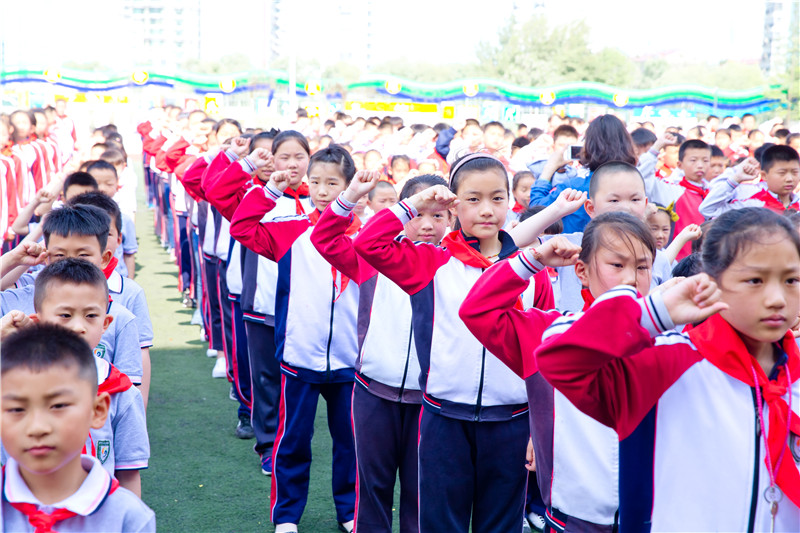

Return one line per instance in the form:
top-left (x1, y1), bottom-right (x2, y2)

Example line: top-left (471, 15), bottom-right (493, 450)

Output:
top-left (135, 191), bottom-right (402, 532)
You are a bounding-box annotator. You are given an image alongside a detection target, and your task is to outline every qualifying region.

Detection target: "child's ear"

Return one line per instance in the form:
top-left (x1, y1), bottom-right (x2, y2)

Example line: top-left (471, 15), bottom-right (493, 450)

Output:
top-left (574, 259), bottom-right (590, 289)
top-left (103, 315), bottom-right (114, 333)
top-left (584, 198), bottom-right (596, 218)
top-left (759, 170), bottom-right (767, 181)
top-left (100, 249), bottom-right (113, 269)
top-left (91, 392), bottom-right (111, 430)
top-left (448, 205), bottom-right (458, 219)
top-left (676, 159), bottom-right (684, 170)
top-left (28, 313), bottom-right (39, 323)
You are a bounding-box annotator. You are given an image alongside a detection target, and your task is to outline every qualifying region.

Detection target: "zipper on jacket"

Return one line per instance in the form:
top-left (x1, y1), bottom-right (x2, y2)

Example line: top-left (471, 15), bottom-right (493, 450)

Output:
top-left (746, 387), bottom-right (760, 533)
top-left (398, 325), bottom-right (414, 399)
top-left (324, 282), bottom-right (336, 382)
top-left (473, 348), bottom-right (487, 421)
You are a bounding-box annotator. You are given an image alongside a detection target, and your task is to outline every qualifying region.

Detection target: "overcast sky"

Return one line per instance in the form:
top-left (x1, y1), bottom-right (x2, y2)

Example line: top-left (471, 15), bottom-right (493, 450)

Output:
top-left (0, 0), bottom-right (766, 71)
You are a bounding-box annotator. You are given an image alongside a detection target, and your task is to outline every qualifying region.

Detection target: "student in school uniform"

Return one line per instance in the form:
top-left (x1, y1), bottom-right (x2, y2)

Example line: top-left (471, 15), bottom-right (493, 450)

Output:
top-left (230, 144), bottom-right (361, 533)
top-left (536, 208), bottom-right (800, 530)
top-left (1, 324), bottom-right (155, 533)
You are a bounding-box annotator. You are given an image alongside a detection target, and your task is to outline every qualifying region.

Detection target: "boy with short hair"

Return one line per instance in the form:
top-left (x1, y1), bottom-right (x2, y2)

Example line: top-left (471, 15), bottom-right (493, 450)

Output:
top-left (708, 145), bottom-right (729, 181)
top-left (366, 180), bottom-right (398, 220)
top-left (29, 259), bottom-right (150, 496)
top-left (699, 145), bottom-right (800, 217)
top-left (1, 323), bottom-right (155, 532)
top-left (655, 132), bottom-right (685, 180)
top-left (86, 160), bottom-right (137, 279)
top-left (63, 172), bottom-right (99, 202)
top-left (0, 204), bottom-right (144, 393)
top-left (640, 138), bottom-right (711, 260)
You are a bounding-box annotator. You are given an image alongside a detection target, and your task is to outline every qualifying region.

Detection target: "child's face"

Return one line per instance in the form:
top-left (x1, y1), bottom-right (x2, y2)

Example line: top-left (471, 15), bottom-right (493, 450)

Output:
top-left (64, 185), bottom-right (97, 202)
top-left (709, 156), bottom-right (728, 180)
top-left (553, 135), bottom-right (578, 157)
top-left (677, 148), bottom-right (710, 183)
top-left (575, 230), bottom-right (653, 299)
top-left (717, 235), bottom-right (800, 347)
top-left (405, 210), bottom-right (450, 244)
top-left (88, 169), bottom-right (119, 197)
top-left (662, 145), bottom-right (680, 168)
top-left (390, 161), bottom-right (410, 184)
top-left (35, 283), bottom-right (112, 349)
top-left (715, 133), bottom-right (731, 149)
top-left (107, 221), bottom-right (122, 257)
top-left (647, 210), bottom-right (672, 250)
top-left (483, 126), bottom-right (505, 152)
top-left (367, 187), bottom-right (398, 214)
top-left (308, 162), bottom-right (347, 213)
top-left (364, 152), bottom-right (383, 171)
top-left (352, 153), bottom-right (365, 172)
top-left (353, 196), bottom-right (368, 216)
top-left (453, 170), bottom-right (509, 242)
top-left (46, 234), bottom-right (111, 270)
top-left (462, 125), bottom-right (483, 150)
top-left (273, 140), bottom-right (309, 189)
top-left (763, 161), bottom-right (800, 198)
top-left (586, 172), bottom-right (647, 220)
top-left (1, 363), bottom-right (108, 480)
top-left (512, 176), bottom-right (534, 207)
top-left (417, 161), bottom-right (437, 174)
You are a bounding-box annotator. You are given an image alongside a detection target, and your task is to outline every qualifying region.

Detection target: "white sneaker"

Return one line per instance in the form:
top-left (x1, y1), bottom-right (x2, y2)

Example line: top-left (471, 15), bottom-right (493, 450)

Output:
top-left (527, 512), bottom-right (545, 532)
top-left (212, 357), bottom-right (227, 378)
top-left (206, 349), bottom-right (218, 358)
top-left (274, 524), bottom-right (298, 533)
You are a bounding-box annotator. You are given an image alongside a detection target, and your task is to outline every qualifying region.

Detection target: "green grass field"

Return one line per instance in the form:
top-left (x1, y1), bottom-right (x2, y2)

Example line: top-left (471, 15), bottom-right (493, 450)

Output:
top-left (136, 204), bottom-right (364, 532)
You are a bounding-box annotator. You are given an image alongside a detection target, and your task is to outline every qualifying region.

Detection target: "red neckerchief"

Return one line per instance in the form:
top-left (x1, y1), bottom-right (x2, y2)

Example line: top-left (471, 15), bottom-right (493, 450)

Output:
top-left (309, 208), bottom-right (362, 301)
top-left (284, 183), bottom-right (310, 216)
top-left (1, 142), bottom-right (13, 157)
top-left (102, 257), bottom-right (118, 280)
top-left (581, 288), bottom-right (595, 311)
top-left (98, 363), bottom-right (134, 395)
top-left (442, 230), bottom-right (523, 310)
top-left (6, 469), bottom-right (119, 533)
top-left (679, 178), bottom-right (708, 199)
top-left (750, 189), bottom-right (800, 212)
top-left (512, 201), bottom-right (526, 213)
top-left (689, 313), bottom-right (800, 506)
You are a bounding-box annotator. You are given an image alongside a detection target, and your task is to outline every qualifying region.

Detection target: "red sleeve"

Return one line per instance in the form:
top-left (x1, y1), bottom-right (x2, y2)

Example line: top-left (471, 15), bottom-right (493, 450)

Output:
top-left (178, 157), bottom-right (208, 202)
top-left (137, 122), bottom-right (153, 137)
top-left (174, 154), bottom-right (197, 182)
top-left (532, 269), bottom-right (555, 311)
top-left (535, 291), bottom-right (701, 438)
top-left (353, 202), bottom-right (451, 295)
top-left (142, 134), bottom-right (166, 157)
top-left (164, 138), bottom-right (189, 173)
top-left (310, 199), bottom-right (377, 285)
top-left (229, 185), bottom-right (311, 262)
top-left (154, 146), bottom-right (169, 172)
top-left (12, 156), bottom-right (25, 203)
top-left (202, 158), bottom-right (254, 220)
top-left (459, 259), bottom-right (562, 379)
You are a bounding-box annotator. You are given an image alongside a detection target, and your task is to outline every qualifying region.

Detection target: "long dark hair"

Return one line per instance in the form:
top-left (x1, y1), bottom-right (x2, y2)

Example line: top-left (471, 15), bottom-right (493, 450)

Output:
top-left (580, 115), bottom-right (637, 171)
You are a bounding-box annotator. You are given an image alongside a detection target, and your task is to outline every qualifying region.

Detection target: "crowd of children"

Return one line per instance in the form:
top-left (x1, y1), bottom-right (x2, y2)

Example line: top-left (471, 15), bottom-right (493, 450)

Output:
top-left (2, 100), bottom-right (800, 532)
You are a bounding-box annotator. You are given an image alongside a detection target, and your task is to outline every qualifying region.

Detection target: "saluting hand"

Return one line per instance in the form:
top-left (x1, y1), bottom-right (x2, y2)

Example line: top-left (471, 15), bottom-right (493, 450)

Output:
top-left (343, 170), bottom-right (383, 204)
top-left (408, 185), bottom-right (459, 214)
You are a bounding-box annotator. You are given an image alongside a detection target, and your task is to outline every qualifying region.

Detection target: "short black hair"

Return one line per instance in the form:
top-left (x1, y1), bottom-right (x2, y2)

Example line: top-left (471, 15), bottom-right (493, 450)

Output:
top-left (390, 154), bottom-right (411, 169)
top-left (754, 143), bottom-right (776, 165)
top-left (86, 159), bottom-right (118, 179)
top-left (519, 206), bottom-right (563, 235)
top-left (62, 172), bottom-right (99, 196)
top-left (710, 145), bottom-right (726, 159)
top-left (34, 258), bottom-right (108, 312)
top-left (552, 124), bottom-right (579, 140)
top-left (760, 144), bottom-right (800, 173)
top-left (1, 323), bottom-right (98, 391)
top-left (68, 191), bottom-right (122, 235)
top-left (399, 174), bottom-right (448, 200)
top-left (672, 253), bottom-right (703, 278)
top-left (308, 144), bottom-right (356, 183)
top-left (483, 121), bottom-right (505, 133)
top-left (631, 127), bottom-right (657, 148)
top-left (368, 180), bottom-right (397, 201)
top-left (42, 204), bottom-right (110, 251)
top-left (588, 161), bottom-right (644, 199)
top-left (678, 139), bottom-right (711, 161)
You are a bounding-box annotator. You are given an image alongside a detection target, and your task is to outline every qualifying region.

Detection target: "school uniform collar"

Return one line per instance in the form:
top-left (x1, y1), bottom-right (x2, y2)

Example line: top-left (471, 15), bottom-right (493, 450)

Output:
top-left (459, 229), bottom-right (518, 261)
top-left (4, 455), bottom-right (115, 516)
top-left (106, 269), bottom-right (123, 294)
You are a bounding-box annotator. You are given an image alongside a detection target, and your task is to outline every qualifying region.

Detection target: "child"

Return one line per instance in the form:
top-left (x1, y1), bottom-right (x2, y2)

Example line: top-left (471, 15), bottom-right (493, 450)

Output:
top-left (708, 144), bottom-right (729, 181)
top-left (631, 127), bottom-right (657, 157)
top-left (655, 133), bottom-right (684, 180)
top-left (700, 145), bottom-right (800, 217)
top-left (310, 172), bottom-right (449, 533)
top-left (641, 138), bottom-right (711, 260)
top-left (387, 154), bottom-right (411, 187)
top-left (29, 259), bottom-right (150, 496)
top-left (1, 324), bottom-right (155, 532)
top-left (352, 153), bottom-right (581, 532)
top-left (646, 203), bottom-right (703, 265)
top-left (63, 172), bottom-right (99, 202)
top-left (506, 170), bottom-right (535, 228)
top-left (86, 160), bottom-right (137, 279)
top-left (68, 192), bottom-right (154, 407)
top-left (541, 161), bottom-right (673, 312)
top-left (365, 180), bottom-right (397, 221)
top-left (536, 207), bottom-right (800, 530)
top-left (1, 205), bottom-right (144, 390)
top-left (230, 145), bottom-right (361, 533)
top-left (459, 212), bottom-right (661, 531)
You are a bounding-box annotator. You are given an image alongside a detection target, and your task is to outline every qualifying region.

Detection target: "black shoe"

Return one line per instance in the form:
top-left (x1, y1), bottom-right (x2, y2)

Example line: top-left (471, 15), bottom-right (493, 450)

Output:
top-left (235, 416), bottom-right (255, 439)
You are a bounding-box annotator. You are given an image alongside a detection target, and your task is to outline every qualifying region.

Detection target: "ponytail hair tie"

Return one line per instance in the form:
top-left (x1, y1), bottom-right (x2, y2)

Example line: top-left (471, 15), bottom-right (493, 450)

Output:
top-left (657, 202), bottom-right (680, 223)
